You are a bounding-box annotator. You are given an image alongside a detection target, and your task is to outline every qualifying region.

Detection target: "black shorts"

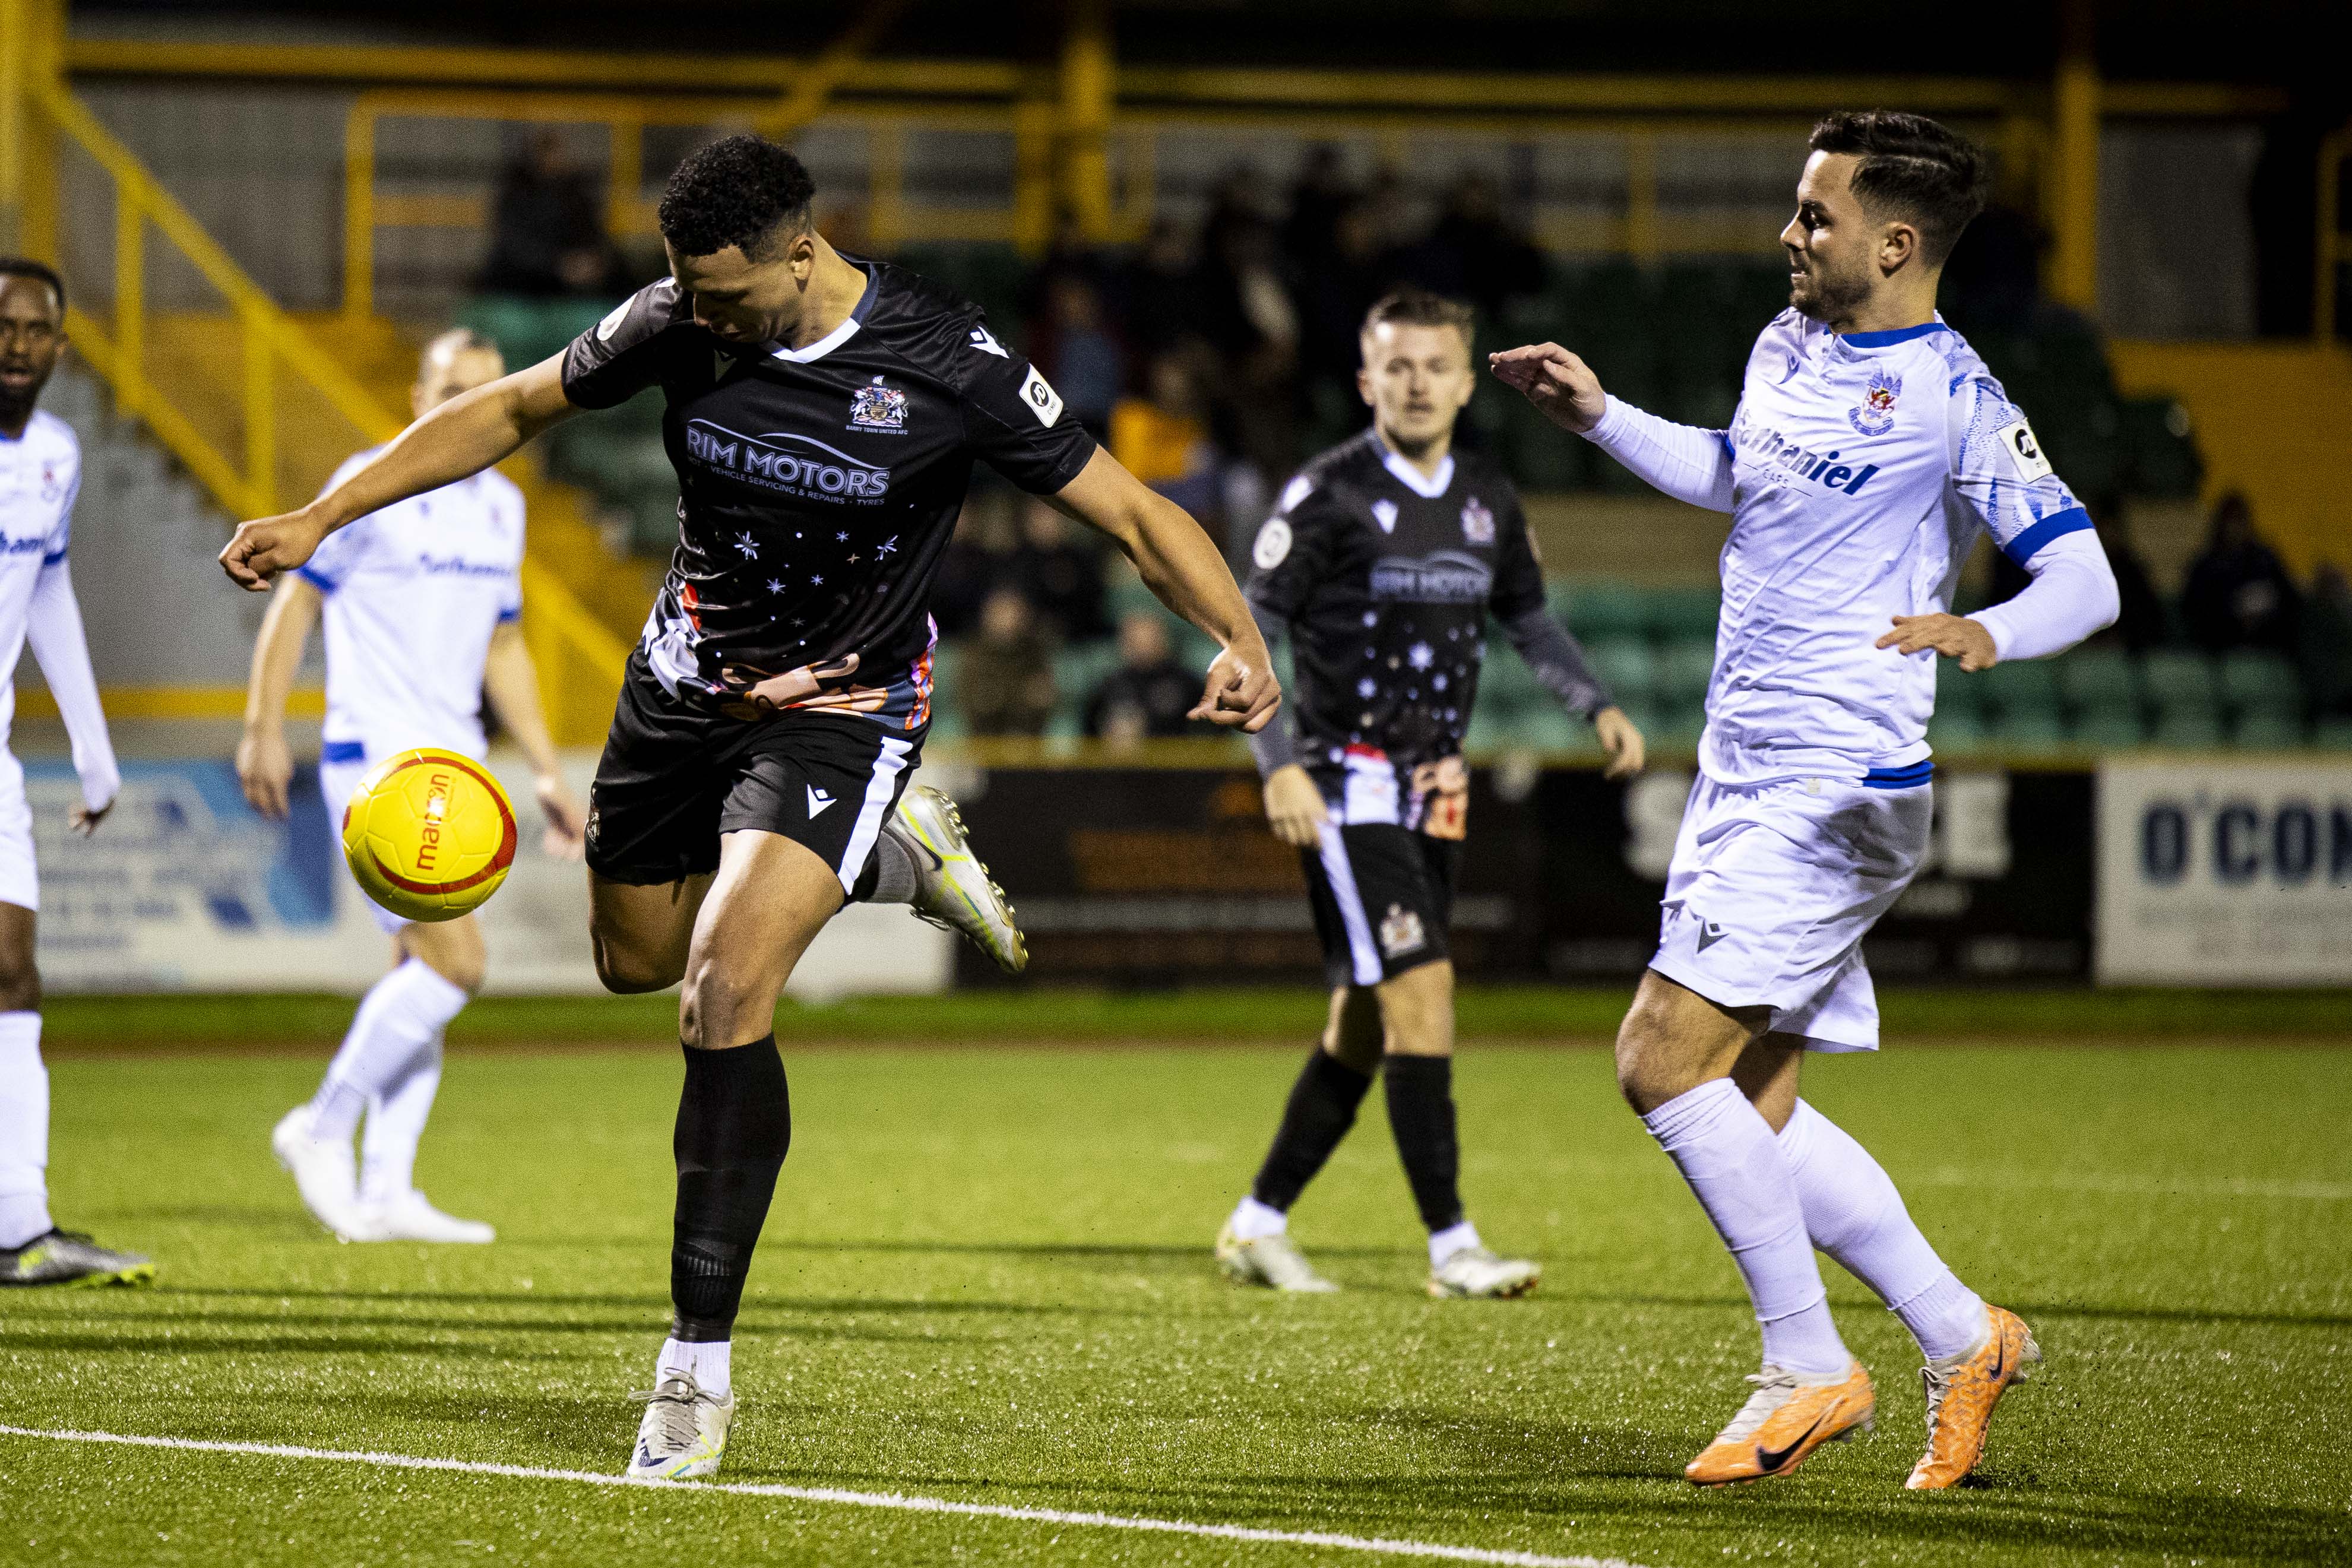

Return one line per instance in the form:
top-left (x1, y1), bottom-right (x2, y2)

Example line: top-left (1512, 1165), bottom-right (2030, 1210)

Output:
top-left (586, 653), bottom-right (925, 889)
top-left (1299, 823), bottom-right (1461, 990)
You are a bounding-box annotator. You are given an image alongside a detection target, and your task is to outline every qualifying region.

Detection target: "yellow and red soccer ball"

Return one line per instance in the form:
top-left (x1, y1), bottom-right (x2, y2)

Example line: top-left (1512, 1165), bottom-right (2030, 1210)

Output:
top-left (340, 748), bottom-right (518, 923)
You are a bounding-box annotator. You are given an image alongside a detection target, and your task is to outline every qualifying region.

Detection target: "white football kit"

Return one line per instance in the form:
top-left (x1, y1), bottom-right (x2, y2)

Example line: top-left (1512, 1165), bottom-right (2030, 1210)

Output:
top-left (0, 410), bottom-right (118, 913)
top-left (298, 451), bottom-right (525, 932)
top-left (1584, 312), bottom-right (2117, 1048)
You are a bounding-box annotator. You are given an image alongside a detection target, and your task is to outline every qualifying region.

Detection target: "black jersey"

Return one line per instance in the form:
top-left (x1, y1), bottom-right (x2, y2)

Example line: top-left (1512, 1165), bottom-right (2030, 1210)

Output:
top-left (1243, 430), bottom-right (1552, 812)
top-left (561, 259), bottom-right (1096, 726)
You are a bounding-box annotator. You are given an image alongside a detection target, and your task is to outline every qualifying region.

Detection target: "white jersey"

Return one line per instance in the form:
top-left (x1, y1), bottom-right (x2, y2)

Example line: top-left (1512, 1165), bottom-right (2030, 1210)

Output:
top-left (298, 450), bottom-right (526, 765)
top-left (0, 410), bottom-right (81, 753)
top-left (1703, 312), bottom-right (2086, 785)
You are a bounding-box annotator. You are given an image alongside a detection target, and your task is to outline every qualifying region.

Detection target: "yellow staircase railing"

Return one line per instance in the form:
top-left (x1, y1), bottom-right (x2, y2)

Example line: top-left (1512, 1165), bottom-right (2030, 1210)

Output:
top-left (15, 75), bottom-right (631, 743)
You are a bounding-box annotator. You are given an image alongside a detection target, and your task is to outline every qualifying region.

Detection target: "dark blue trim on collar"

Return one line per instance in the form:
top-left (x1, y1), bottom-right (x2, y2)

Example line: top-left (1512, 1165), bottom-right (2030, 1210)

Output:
top-left (1840, 321), bottom-right (1947, 348)
top-left (2001, 505), bottom-right (2094, 565)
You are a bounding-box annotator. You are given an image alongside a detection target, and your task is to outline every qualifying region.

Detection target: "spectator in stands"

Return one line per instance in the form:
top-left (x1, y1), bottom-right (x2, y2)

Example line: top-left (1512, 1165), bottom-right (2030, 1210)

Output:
top-left (479, 131), bottom-right (621, 297)
top-left (1113, 219), bottom-right (1205, 362)
top-left (1281, 143), bottom-right (1356, 275)
top-left (929, 487), bottom-right (1021, 640)
top-left (1297, 197), bottom-right (1406, 403)
top-left (1395, 169), bottom-right (1546, 325)
top-left (2088, 497), bottom-right (2171, 652)
top-left (960, 587), bottom-right (1059, 737)
top-left (1036, 275), bottom-right (1124, 441)
top-left (2298, 562), bottom-right (2352, 718)
top-left (1009, 498), bottom-right (1111, 645)
top-left (2182, 492), bottom-right (2301, 654)
top-left (1085, 610), bottom-right (1201, 744)
top-left (1112, 351), bottom-right (1221, 520)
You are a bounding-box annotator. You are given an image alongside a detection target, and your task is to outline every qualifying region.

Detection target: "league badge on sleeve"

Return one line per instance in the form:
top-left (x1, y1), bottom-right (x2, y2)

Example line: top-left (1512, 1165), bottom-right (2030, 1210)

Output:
top-left (1252, 517), bottom-right (1293, 570)
top-left (1999, 416), bottom-right (2055, 481)
top-left (1848, 366), bottom-right (1902, 436)
top-left (1460, 496), bottom-right (1495, 544)
top-left (1018, 365), bottom-right (1065, 427)
top-left (849, 376), bottom-right (910, 432)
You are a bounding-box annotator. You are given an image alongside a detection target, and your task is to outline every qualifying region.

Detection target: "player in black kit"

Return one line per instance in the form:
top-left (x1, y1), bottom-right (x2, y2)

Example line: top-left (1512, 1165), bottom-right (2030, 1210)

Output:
top-left (1214, 290), bottom-right (1643, 1299)
top-left (220, 136), bottom-right (1278, 1480)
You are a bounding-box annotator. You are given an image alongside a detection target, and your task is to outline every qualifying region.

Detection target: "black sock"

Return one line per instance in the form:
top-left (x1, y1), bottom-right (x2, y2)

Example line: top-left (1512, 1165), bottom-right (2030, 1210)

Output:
top-left (1382, 1054), bottom-right (1464, 1232)
top-left (670, 1035), bottom-right (791, 1342)
top-left (1248, 1048), bottom-right (1374, 1212)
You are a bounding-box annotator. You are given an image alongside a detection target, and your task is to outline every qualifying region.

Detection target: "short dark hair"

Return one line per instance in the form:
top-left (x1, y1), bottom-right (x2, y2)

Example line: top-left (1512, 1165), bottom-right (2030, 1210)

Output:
top-left (1807, 110), bottom-right (1988, 267)
top-left (1362, 287), bottom-right (1476, 347)
top-left (658, 135), bottom-right (817, 262)
top-left (0, 257), bottom-right (66, 316)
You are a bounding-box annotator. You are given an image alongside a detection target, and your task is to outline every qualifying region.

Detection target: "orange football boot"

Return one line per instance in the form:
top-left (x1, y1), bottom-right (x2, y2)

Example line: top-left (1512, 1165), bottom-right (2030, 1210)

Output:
top-left (1907, 1304), bottom-right (2040, 1490)
top-left (1685, 1360), bottom-right (1875, 1486)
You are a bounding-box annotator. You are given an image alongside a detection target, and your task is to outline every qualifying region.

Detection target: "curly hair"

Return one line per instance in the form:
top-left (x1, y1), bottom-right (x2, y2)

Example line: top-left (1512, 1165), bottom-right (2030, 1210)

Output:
top-left (1808, 110), bottom-right (1987, 267)
top-left (658, 135), bottom-right (818, 261)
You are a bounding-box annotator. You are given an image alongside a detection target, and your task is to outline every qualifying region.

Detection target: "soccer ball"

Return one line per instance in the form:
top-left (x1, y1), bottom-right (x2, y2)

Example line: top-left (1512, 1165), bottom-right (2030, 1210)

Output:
top-left (340, 748), bottom-right (519, 923)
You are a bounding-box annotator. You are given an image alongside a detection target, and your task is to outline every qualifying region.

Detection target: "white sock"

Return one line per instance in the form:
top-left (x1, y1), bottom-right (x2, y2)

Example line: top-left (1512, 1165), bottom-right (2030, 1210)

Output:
top-left (658, 1336), bottom-right (732, 1397)
top-left (310, 960), bottom-right (470, 1144)
top-left (1427, 1219), bottom-right (1481, 1268)
top-left (1642, 1079), bottom-right (1848, 1377)
top-left (1229, 1196), bottom-right (1287, 1241)
top-left (1778, 1099), bottom-right (1987, 1361)
top-left (360, 1038), bottom-right (444, 1206)
top-left (0, 1012), bottom-right (53, 1250)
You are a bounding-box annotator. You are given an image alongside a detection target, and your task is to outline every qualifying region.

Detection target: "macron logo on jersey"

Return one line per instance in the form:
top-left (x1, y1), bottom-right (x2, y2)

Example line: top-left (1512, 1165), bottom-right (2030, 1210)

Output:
top-left (1738, 422), bottom-right (1881, 496)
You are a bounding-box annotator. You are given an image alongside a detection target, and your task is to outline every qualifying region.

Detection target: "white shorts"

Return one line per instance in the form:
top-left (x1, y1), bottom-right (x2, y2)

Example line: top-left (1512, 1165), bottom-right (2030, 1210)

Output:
top-left (0, 750), bottom-right (34, 913)
top-left (321, 754), bottom-right (410, 936)
top-left (1647, 767), bottom-right (1932, 1052)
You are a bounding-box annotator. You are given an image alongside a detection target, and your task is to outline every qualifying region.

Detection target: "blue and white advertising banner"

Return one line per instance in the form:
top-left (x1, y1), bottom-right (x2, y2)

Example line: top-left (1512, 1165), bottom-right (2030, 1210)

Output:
top-left (26, 753), bottom-right (950, 997)
top-left (2095, 759), bottom-right (2352, 986)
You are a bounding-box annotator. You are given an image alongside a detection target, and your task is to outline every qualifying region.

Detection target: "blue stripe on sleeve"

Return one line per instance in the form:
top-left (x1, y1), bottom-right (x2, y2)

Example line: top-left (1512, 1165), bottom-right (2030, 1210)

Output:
top-left (1862, 759), bottom-right (1935, 790)
top-left (320, 739), bottom-right (367, 765)
top-left (2001, 505), bottom-right (2094, 565)
top-left (295, 565), bottom-right (337, 593)
top-left (40, 547), bottom-right (67, 566)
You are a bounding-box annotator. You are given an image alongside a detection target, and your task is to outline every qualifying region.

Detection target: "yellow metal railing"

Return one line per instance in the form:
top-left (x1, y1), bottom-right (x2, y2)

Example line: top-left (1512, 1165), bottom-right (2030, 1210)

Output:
top-left (17, 76), bottom-right (631, 741)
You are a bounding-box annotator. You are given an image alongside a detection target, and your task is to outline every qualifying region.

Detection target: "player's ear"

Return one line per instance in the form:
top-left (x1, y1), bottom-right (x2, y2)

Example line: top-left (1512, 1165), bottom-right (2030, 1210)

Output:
top-left (1880, 220), bottom-right (1920, 277)
top-left (1356, 364), bottom-right (1373, 408)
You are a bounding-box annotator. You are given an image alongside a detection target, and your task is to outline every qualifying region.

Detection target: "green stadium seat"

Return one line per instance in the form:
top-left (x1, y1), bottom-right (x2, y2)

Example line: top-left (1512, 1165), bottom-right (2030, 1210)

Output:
top-left (1655, 638), bottom-right (1716, 702)
top-left (1990, 708), bottom-right (2066, 750)
top-left (1479, 646), bottom-right (1548, 711)
top-left (1934, 657), bottom-right (1985, 719)
top-left (1976, 658), bottom-right (2062, 717)
top-left (2152, 708), bottom-right (2225, 747)
top-left (2056, 648), bottom-right (2140, 711)
top-left (2071, 709), bottom-right (2146, 748)
top-left (2315, 717), bottom-right (2352, 750)
top-left (1651, 699), bottom-right (1707, 748)
top-left (1053, 643), bottom-right (1122, 710)
top-left (1927, 708), bottom-right (1990, 750)
top-left (1513, 707), bottom-right (1586, 752)
top-left (1647, 588), bottom-right (1723, 641)
top-left (2218, 649), bottom-right (2303, 715)
top-left (1587, 637), bottom-right (1656, 705)
top-left (2142, 650), bottom-right (2220, 711)
top-left (1464, 706), bottom-right (1515, 753)
top-left (1559, 581), bottom-right (1651, 641)
top-left (2231, 710), bottom-right (2306, 749)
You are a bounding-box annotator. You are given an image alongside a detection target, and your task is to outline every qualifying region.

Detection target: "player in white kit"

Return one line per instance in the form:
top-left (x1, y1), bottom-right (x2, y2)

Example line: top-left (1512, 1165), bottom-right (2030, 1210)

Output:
top-left (238, 329), bottom-right (584, 1243)
top-left (1495, 113), bottom-right (2118, 1490)
top-left (0, 259), bottom-right (150, 1288)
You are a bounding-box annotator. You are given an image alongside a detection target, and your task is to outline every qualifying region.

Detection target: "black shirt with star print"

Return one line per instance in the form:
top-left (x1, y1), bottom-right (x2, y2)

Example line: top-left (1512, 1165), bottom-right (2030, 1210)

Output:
top-left (561, 257), bottom-right (1096, 718)
top-left (1242, 429), bottom-right (1558, 783)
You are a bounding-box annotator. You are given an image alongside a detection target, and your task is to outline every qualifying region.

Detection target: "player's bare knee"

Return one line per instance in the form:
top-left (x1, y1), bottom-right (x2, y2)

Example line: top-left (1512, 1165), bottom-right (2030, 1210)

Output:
top-left (678, 955), bottom-right (776, 1050)
top-left (1614, 999), bottom-right (1686, 1113)
top-left (592, 935), bottom-right (680, 996)
top-left (1322, 986), bottom-right (1383, 1072)
top-left (0, 958), bottom-right (39, 1013)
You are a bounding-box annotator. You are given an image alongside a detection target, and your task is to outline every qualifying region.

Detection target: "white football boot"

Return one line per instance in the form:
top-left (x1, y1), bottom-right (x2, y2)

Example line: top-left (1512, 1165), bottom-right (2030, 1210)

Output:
top-left (1427, 1243), bottom-right (1542, 1300)
top-left (627, 1371), bottom-right (737, 1481)
top-left (271, 1104), bottom-right (382, 1241)
top-left (366, 1190), bottom-right (495, 1244)
top-left (887, 784), bottom-right (1028, 974)
top-left (1214, 1222), bottom-right (1338, 1293)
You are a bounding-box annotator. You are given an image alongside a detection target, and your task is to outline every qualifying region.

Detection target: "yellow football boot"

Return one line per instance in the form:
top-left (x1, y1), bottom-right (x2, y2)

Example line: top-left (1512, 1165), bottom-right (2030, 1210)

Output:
top-left (1906, 1304), bottom-right (2040, 1490)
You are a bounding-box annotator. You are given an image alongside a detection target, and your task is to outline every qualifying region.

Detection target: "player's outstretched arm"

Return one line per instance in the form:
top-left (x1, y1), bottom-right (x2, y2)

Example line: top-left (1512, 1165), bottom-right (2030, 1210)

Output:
top-left (1490, 342), bottom-right (1736, 512)
top-left (26, 557), bottom-right (121, 835)
top-left (218, 354), bottom-right (580, 591)
top-left (482, 619), bottom-right (587, 860)
top-left (235, 574), bottom-right (322, 820)
top-left (1047, 448), bottom-right (1281, 733)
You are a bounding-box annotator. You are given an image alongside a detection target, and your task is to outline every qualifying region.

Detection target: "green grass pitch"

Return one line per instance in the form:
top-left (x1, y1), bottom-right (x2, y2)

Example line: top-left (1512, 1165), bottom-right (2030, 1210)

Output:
top-left (5, 1035), bottom-right (2349, 1566)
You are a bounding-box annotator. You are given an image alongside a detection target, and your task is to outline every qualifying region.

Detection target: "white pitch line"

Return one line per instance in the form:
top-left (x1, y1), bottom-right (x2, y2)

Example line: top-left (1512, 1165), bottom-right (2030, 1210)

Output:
top-left (0, 1426), bottom-right (1650, 1568)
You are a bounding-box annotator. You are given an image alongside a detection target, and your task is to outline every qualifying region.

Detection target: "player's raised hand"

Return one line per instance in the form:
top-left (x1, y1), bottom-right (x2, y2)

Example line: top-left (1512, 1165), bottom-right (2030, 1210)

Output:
top-left (220, 510), bottom-right (329, 591)
top-left (1488, 343), bottom-right (1607, 434)
top-left (1878, 613), bottom-right (1999, 671)
top-left (68, 799), bottom-right (113, 837)
top-left (236, 726), bottom-right (295, 819)
top-left (1593, 705), bottom-right (1648, 781)
top-left (1191, 645), bottom-right (1281, 733)
top-left (535, 772), bottom-right (587, 861)
top-left (1261, 763), bottom-right (1328, 848)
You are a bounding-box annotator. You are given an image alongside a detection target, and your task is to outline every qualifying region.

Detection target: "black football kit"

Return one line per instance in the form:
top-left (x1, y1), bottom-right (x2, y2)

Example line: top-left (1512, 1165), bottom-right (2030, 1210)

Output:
top-left (561, 258), bottom-right (1095, 885)
top-left (1243, 429), bottom-right (1612, 988)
